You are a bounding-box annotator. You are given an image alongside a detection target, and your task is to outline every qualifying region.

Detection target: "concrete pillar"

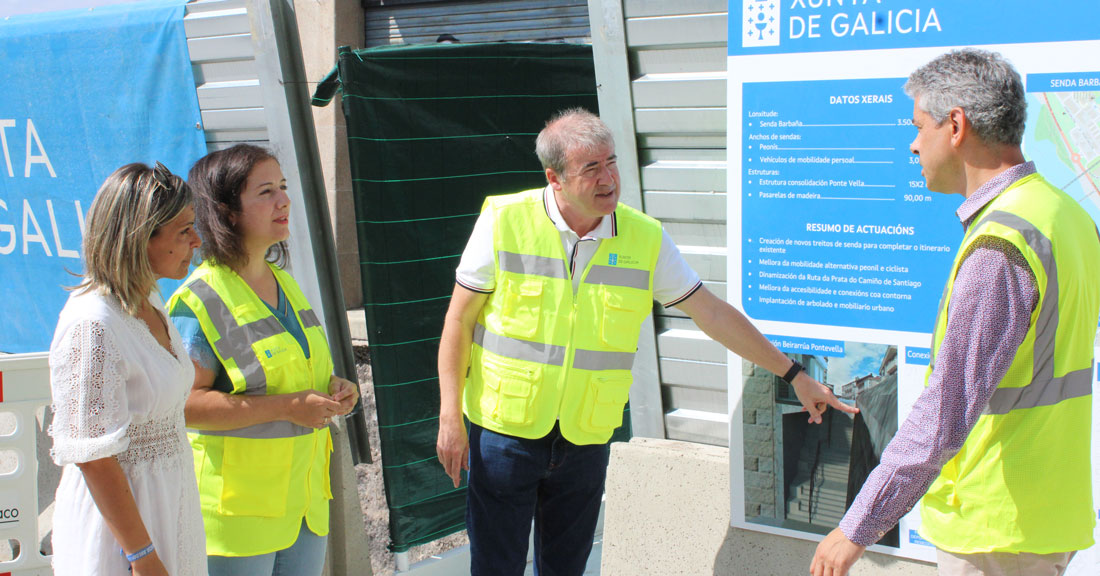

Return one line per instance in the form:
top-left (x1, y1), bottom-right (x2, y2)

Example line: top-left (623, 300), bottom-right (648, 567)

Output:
top-left (323, 419), bottom-right (373, 576)
top-left (294, 0), bottom-right (364, 309)
top-left (601, 437), bottom-right (937, 575)
top-left (291, 4), bottom-right (372, 575)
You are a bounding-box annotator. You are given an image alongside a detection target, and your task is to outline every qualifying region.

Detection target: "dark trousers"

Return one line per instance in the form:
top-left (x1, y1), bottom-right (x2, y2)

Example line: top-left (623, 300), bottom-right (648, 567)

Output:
top-left (466, 422), bottom-right (609, 576)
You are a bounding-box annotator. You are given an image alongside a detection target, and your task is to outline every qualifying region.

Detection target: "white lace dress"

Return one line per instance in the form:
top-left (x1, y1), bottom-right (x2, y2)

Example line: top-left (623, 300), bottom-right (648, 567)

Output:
top-left (48, 290), bottom-right (207, 575)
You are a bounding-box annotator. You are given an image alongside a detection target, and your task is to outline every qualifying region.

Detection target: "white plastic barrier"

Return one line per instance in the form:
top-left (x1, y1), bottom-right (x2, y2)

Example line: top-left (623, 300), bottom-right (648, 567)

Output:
top-left (0, 353), bottom-right (53, 575)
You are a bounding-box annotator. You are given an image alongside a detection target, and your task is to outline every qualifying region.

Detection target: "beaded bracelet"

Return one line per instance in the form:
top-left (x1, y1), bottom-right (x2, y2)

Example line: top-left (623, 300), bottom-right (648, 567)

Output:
top-left (120, 542), bottom-right (155, 563)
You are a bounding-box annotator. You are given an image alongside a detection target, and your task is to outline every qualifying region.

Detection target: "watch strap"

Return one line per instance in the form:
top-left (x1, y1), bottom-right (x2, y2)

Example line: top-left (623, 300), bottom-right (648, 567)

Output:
top-left (781, 360), bottom-right (803, 384)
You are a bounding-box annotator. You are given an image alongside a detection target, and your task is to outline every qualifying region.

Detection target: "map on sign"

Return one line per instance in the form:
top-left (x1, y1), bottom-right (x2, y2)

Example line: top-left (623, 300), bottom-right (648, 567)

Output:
top-left (1025, 88), bottom-right (1100, 226)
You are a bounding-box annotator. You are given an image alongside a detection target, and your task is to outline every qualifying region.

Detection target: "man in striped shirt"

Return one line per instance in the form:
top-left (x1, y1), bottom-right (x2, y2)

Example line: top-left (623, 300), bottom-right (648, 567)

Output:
top-left (812, 49), bottom-right (1100, 576)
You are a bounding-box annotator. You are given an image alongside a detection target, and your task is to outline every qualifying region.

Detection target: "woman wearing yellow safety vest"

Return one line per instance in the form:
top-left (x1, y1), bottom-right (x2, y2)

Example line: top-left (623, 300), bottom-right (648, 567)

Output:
top-left (167, 145), bottom-right (357, 576)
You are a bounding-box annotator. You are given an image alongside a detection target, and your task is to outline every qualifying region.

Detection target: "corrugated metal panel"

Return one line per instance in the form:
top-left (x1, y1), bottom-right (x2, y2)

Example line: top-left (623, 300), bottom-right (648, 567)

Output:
top-left (663, 222), bottom-right (724, 250)
top-left (186, 0), bottom-right (270, 148)
top-left (635, 107), bottom-right (726, 135)
top-left (624, 12), bottom-right (726, 48)
top-left (622, 0), bottom-right (729, 446)
top-left (632, 46), bottom-right (726, 75)
top-left (644, 191), bottom-right (725, 223)
top-left (664, 408), bottom-right (729, 445)
top-left (641, 159), bottom-right (725, 192)
top-left (364, 0), bottom-right (591, 47)
top-left (622, 0), bottom-right (725, 18)
top-left (632, 72), bottom-right (725, 108)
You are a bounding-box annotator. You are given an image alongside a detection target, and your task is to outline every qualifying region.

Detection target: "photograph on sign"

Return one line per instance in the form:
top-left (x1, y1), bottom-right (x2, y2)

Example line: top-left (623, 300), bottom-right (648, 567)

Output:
top-left (744, 342), bottom-right (899, 547)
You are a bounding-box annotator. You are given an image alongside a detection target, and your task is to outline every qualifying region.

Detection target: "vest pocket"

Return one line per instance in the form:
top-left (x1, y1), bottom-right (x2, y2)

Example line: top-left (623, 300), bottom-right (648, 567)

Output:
top-left (580, 373), bottom-right (631, 433)
top-left (482, 355), bottom-right (541, 426)
top-left (599, 289), bottom-right (651, 351)
top-left (254, 336), bottom-right (311, 396)
top-left (219, 436), bottom-right (292, 517)
top-left (500, 279), bottom-right (543, 339)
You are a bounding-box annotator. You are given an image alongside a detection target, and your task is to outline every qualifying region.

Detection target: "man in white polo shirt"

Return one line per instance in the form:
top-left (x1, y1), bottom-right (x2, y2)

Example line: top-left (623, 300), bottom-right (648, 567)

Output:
top-left (436, 108), bottom-right (853, 576)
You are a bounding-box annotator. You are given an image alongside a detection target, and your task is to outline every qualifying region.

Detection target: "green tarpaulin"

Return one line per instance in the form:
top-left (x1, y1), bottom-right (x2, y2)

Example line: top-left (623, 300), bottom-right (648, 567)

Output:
top-left (313, 42), bottom-right (630, 553)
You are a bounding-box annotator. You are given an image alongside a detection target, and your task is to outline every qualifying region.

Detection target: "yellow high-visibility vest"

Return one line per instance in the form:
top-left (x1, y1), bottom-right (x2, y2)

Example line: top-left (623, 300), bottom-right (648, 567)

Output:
top-left (919, 173), bottom-right (1100, 554)
top-left (465, 188), bottom-right (662, 445)
top-left (169, 262), bottom-right (334, 557)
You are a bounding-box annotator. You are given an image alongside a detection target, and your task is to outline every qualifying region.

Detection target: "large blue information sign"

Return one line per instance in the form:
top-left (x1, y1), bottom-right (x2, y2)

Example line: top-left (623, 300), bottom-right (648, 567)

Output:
top-left (0, 0), bottom-right (206, 353)
top-left (734, 0), bottom-right (1097, 55)
top-left (728, 1), bottom-right (1100, 570)
top-left (742, 78), bottom-right (958, 332)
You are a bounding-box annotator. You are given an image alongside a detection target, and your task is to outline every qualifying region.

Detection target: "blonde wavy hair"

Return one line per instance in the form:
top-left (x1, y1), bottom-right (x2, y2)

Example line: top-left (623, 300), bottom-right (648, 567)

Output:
top-left (75, 162), bottom-right (192, 315)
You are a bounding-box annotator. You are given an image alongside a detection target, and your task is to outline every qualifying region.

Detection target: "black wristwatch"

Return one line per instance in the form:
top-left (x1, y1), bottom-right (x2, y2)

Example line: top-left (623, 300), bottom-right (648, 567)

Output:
top-left (781, 360), bottom-right (803, 384)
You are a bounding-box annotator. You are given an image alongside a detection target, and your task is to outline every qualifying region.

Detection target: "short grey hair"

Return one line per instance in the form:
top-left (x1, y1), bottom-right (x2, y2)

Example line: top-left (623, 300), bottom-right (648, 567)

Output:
top-left (75, 163), bottom-right (192, 315)
top-left (534, 108), bottom-right (614, 180)
top-left (904, 48), bottom-right (1026, 146)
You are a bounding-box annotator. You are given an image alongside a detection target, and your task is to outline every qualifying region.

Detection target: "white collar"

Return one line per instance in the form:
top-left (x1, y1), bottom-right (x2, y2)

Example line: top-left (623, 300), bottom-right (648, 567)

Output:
top-left (542, 185), bottom-right (617, 239)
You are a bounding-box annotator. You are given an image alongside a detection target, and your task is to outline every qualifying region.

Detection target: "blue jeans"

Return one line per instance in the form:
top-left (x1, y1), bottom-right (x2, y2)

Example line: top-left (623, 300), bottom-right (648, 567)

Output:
top-left (467, 422), bottom-right (609, 576)
top-left (207, 520), bottom-right (327, 576)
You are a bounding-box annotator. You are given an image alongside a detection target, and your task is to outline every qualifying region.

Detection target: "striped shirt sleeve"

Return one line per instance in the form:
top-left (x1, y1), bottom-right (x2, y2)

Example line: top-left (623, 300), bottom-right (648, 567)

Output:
top-left (654, 229), bottom-right (703, 307)
top-left (839, 238), bottom-right (1038, 546)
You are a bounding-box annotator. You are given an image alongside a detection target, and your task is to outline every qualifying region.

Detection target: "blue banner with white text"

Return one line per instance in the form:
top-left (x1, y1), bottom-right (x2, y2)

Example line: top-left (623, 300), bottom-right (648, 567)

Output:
top-left (0, 0), bottom-right (205, 353)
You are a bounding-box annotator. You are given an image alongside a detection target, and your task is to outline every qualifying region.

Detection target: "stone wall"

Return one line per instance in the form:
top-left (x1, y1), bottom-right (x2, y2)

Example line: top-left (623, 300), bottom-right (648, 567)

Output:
top-left (741, 359), bottom-right (778, 520)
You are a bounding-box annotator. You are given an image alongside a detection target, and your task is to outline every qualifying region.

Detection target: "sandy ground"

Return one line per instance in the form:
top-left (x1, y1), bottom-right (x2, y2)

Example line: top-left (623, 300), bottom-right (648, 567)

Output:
top-left (353, 344), bottom-right (468, 575)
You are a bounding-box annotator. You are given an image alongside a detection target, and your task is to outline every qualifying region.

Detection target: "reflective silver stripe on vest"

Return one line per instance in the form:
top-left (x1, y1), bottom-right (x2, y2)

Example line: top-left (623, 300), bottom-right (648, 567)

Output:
top-left (961, 210), bottom-right (1086, 413)
top-left (573, 348), bottom-right (635, 371)
top-left (498, 251), bottom-right (567, 279)
top-left (927, 281), bottom-right (950, 372)
top-left (473, 323), bottom-right (566, 366)
top-left (299, 308), bottom-right (322, 329)
top-left (189, 421), bottom-right (314, 439)
top-left (585, 265), bottom-right (650, 290)
top-left (473, 324), bottom-right (636, 371)
top-left (189, 279), bottom-right (286, 395)
top-left (985, 367), bottom-right (1092, 415)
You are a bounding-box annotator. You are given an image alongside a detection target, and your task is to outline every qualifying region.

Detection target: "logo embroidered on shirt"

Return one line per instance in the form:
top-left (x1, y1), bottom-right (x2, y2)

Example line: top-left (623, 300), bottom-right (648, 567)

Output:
top-left (608, 253), bottom-right (618, 265)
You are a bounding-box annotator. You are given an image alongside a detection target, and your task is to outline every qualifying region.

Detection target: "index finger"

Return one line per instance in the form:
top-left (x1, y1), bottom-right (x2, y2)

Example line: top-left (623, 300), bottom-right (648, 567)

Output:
top-left (828, 395), bottom-right (859, 414)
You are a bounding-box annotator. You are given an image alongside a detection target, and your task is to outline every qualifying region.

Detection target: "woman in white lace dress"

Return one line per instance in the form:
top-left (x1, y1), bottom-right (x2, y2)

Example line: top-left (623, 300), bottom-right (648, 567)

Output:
top-left (49, 163), bottom-right (207, 576)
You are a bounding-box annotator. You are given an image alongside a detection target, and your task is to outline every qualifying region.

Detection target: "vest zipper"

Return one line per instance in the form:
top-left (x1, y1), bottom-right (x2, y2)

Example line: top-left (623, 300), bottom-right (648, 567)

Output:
top-left (557, 266), bottom-right (579, 417)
